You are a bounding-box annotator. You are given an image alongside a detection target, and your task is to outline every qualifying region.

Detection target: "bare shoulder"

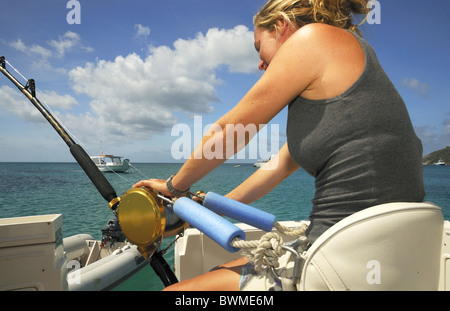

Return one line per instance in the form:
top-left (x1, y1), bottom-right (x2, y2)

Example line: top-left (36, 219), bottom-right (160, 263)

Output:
top-left (292, 23), bottom-right (360, 51)
top-left (281, 23), bottom-right (363, 73)
top-left (288, 23), bottom-right (365, 100)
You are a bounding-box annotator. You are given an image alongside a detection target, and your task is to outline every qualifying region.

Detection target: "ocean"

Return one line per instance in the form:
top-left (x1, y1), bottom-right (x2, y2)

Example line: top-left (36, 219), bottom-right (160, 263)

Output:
top-left (0, 162), bottom-right (449, 291)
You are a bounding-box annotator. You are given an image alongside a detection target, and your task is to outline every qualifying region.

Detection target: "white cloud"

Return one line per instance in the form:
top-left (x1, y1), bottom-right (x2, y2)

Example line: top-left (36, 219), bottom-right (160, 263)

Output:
top-left (135, 24), bottom-right (151, 38)
top-left (49, 31), bottom-right (93, 58)
top-left (0, 85), bottom-right (79, 123)
top-left (67, 25), bottom-right (259, 145)
top-left (0, 80), bottom-right (80, 153)
top-left (9, 31), bottom-right (93, 60)
top-left (9, 39), bottom-right (53, 60)
top-left (0, 85), bottom-right (46, 122)
top-left (402, 78), bottom-right (431, 98)
top-left (39, 90), bottom-right (78, 110)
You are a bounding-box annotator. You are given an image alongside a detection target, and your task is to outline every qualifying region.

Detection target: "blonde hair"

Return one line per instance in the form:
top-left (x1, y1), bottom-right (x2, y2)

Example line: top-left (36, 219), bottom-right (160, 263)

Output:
top-left (254, 0), bottom-right (369, 36)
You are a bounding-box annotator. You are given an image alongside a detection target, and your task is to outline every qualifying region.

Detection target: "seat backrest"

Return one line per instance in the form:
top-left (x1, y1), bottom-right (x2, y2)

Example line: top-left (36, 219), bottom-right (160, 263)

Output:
top-left (298, 202), bottom-right (444, 291)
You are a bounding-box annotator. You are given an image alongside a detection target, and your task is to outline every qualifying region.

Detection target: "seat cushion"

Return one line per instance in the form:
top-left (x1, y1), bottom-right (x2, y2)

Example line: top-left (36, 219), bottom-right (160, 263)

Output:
top-left (299, 202), bottom-right (443, 291)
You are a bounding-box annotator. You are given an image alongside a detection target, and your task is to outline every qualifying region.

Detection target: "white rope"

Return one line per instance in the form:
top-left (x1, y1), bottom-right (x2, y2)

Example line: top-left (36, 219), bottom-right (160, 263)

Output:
top-left (231, 222), bottom-right (308, 272)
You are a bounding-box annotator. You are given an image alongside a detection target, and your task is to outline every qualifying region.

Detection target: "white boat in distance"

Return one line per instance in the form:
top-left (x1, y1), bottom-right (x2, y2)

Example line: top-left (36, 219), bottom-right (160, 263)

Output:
top-left (253, 154), bottom-right (276, 167)
top-left (434, 159), bottom-right (446, 166)
top-left (90, 155), bottom-right (131, 172)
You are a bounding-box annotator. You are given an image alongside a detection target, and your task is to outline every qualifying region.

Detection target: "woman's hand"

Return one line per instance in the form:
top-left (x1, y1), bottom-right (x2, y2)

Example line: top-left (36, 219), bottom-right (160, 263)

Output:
top-left (133, 179), bottom-right (172, 197)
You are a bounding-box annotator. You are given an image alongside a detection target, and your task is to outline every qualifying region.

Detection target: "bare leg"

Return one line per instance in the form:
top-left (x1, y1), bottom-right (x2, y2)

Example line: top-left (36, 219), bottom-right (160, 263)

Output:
top-left (163, 257), bottom-right (248, 291)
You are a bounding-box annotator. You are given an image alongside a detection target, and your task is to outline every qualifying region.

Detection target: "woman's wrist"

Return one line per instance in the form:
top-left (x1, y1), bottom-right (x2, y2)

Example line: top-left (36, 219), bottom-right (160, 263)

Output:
top-left (166, 174), bottom-right (190, 197)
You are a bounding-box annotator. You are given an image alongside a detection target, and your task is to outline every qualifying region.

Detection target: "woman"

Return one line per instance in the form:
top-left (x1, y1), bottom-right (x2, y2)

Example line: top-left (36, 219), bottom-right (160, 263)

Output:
top-left (134, 0), bottom-right (425, 291)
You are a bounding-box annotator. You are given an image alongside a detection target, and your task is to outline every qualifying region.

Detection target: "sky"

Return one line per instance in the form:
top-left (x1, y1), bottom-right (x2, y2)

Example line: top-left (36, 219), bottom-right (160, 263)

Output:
top-left (0, 0), bottom-right (449, 163)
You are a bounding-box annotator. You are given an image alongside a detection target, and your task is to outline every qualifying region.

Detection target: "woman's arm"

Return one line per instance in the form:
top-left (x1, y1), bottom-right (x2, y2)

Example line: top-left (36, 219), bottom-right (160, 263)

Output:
top-left (225, 142), bottom-right (300, 204)
top-left (161, 31), bottom-right (319, 193)
top-left (134, 26), bottom-right (321, 195)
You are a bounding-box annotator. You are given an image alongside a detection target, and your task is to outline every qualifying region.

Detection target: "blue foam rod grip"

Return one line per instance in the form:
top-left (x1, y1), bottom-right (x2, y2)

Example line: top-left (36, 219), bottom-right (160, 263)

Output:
top-left (203, 192), bottom-right (276, 232)
top-left (173, 197), bottom-right (245, 253)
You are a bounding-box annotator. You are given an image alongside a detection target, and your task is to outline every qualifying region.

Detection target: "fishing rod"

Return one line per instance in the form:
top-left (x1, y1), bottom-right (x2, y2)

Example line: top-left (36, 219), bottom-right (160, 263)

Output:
top-left (0, 56), bottom-right (180, 287)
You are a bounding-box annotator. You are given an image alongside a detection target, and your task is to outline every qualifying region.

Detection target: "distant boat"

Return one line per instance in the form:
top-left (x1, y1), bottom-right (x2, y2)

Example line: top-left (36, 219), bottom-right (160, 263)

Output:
top-left (90, 155), bottom-right (131, 172)
top-left (434, 159), bottom-right (446, 166)
top-left (253, 159), bottom-right (267, 167)
top-left (253, 154), bottom-right (276, 167)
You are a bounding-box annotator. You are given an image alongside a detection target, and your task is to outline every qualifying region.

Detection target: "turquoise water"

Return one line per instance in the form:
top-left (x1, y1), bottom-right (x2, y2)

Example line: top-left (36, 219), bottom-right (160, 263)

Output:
top-left (0, 162), bottom-right (449, 290)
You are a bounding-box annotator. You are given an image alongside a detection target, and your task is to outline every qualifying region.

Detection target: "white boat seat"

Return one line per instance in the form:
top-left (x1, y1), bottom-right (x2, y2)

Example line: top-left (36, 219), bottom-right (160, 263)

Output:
top-left (298, 202), bottom-right (444, 291)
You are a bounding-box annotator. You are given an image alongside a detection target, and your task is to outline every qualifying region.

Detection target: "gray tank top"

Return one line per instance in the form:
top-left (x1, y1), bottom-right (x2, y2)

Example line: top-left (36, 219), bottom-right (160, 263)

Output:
top-left (287, 31), bottom-right (425, 244)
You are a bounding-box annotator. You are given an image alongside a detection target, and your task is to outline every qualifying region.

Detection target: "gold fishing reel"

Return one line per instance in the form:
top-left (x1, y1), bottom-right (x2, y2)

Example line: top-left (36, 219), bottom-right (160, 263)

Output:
top-left (112, 187), bottom-right (188, 260)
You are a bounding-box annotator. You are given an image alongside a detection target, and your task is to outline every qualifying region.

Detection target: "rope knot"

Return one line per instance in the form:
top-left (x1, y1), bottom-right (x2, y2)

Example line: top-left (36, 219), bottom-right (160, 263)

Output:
top-left (251, 232), bottom-right (285, 271)
top-left (231, 222), bottom-right (308, 272)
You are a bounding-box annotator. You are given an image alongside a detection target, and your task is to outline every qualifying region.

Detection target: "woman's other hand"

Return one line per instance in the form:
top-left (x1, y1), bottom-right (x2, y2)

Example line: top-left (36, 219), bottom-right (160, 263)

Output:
top-left (133, 179), bottom-right (171, 197)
